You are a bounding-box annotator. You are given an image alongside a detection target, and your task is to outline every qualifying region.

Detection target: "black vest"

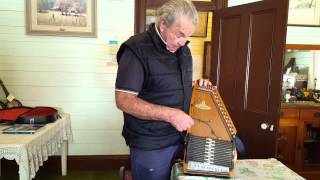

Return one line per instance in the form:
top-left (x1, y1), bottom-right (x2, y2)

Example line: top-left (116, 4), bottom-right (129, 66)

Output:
top-left (116, 24), bottom-right (193, 150)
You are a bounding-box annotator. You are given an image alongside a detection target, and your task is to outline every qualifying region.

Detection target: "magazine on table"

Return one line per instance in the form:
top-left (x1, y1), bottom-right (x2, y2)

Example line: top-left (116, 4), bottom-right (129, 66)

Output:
top-left (2, 124), bottom-right (45, 134)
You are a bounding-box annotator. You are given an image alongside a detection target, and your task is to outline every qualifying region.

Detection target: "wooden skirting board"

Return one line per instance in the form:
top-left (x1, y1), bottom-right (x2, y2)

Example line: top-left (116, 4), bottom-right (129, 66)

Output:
top-left (1, 155), bottom-right (131, 173)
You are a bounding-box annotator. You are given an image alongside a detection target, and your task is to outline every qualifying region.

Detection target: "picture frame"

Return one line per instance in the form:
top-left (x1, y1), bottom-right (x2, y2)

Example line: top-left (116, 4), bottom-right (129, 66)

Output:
top-left (203, 41), bottom-right (212, 79)
top-left (25, 0), bottom-right (97, 37)
top-left (191, 11), bottom-right (208, 37)
top-left (288, 0), bottom-right (320, 27)
top-left (146, 9), bottom-right (157, 30)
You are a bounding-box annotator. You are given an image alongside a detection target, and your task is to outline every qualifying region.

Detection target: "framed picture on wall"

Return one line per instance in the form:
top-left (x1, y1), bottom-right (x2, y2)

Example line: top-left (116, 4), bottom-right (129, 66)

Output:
top-left (191, 12), bottom-right (208, 37)
top-left (203, 41), bottom-right (211, 79)
top-left (25, 0), bottom-right (97, 37)
top-left (146, 9), bottom-right (157, 30)
top-left (288, 0), bottom-right (320, 26)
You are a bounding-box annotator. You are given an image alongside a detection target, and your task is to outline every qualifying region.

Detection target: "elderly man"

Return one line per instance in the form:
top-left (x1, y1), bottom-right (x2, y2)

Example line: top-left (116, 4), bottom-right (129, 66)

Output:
top-left (115, 0), bottom-right (211, 179)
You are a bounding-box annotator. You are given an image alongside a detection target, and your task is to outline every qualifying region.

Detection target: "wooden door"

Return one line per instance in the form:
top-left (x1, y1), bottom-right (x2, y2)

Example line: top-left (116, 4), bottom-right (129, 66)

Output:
top-left (211, 0), bottom-right (289, 158)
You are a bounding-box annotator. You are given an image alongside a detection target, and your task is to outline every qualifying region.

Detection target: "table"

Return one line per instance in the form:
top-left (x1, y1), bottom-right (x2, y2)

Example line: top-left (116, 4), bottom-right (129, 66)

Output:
top-left (0, 113), bottom-right (73, 180)
top-left (171, 158), bottom-right (305, 180)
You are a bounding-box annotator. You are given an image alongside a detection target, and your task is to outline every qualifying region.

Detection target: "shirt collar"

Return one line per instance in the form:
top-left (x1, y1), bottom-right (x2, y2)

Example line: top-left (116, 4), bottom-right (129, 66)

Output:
top-left (154, 24), bottom-right (167, 45)
top-left (149, 23), bottom-right (190, 54)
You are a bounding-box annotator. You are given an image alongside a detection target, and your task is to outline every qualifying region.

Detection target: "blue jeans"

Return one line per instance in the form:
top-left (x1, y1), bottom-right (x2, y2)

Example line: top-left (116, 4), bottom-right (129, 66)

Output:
top-left (130, 144), bottom-right (182, 180)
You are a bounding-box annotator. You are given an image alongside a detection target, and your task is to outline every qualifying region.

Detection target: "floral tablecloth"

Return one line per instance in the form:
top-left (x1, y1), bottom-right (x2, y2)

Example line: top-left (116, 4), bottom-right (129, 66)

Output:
top-left (171, 158), bottom-right (305, 180)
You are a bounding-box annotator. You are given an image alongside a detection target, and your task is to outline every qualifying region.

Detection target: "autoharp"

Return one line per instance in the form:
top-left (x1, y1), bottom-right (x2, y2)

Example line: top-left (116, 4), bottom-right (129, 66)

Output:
top-left (183, 84), bottom-right (237, 177)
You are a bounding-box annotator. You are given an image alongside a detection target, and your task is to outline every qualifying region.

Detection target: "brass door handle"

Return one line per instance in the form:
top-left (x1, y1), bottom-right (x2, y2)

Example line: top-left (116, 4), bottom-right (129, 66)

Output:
top-left (260, 123), bottom-right (274, 131)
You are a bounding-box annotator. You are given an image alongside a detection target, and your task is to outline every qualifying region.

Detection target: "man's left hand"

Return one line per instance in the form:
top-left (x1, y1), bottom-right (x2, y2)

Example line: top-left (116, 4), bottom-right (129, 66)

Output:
top-left (198, 79), bottom-right (212, 87)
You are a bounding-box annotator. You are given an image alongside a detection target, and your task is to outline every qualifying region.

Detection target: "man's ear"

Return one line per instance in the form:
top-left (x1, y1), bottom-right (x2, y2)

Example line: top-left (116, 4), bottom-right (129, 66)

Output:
top-left (158, 18), bottom-right (166, 33)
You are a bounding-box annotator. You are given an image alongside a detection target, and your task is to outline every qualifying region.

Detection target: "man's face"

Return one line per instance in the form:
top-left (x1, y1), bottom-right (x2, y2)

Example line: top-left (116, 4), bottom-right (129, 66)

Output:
top-left (159, 17), bottom-right (196, 52)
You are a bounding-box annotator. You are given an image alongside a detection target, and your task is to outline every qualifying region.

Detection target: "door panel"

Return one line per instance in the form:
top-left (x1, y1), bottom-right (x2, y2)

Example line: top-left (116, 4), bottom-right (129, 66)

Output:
top-left (217, 16), bottom-right (241, 110)
top-left (211, 0), bottom-right (289, 158)
top-left (247, 10), bottom-right (275, 113)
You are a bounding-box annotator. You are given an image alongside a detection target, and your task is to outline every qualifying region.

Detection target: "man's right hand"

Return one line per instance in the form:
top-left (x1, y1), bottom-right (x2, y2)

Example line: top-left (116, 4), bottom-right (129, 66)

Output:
top-left (116, 91), bottom-right (194, 132)
top-left (167, 109), bottom-right (194, 132)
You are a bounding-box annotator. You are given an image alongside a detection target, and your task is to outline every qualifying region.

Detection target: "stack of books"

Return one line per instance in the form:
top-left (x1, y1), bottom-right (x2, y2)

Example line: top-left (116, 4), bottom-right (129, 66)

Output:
top-left (2, 124), bottom-right (45, 134)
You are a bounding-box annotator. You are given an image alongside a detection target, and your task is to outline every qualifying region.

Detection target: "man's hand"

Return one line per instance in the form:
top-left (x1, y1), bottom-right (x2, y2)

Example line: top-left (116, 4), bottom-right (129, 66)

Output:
top-left (167, 108), bottom-right (194, 132)
top-left (116, 91), bottom-right (194, 132)
top-left (193, 79), bottom-right (213, 87)
top-left (198, 79), bottom-right (212, 87)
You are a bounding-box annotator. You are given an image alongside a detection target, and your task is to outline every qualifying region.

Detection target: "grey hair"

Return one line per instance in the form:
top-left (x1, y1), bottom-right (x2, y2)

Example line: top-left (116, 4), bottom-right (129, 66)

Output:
top-left (156, 0), bottom-right (198, 28)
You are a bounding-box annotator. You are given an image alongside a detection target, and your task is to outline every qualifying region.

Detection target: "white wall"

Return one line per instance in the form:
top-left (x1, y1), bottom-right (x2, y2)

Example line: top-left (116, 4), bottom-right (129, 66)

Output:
top-left (228, 0), bottom-right (261, 7)
top-left (0, 0), bottom-right (134, 155)
top-left (286, 26), bottom-right (320, 45)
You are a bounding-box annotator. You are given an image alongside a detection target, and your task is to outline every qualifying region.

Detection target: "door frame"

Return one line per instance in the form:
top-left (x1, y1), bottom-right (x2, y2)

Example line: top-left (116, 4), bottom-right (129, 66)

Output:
top-left (134, 0), bottom-right (228, 34)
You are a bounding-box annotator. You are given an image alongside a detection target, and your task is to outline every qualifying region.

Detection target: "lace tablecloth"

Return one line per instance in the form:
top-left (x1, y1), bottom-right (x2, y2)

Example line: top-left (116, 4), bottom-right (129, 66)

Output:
top-left (0, 113), bottom-right (72, 180)
top-left (171, 158), bottom-right (305, 180)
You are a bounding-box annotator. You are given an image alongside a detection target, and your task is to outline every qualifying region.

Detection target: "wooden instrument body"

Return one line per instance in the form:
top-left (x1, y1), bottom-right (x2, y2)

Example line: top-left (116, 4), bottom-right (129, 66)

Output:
top-left (183, 84), bottom-right (237, 177)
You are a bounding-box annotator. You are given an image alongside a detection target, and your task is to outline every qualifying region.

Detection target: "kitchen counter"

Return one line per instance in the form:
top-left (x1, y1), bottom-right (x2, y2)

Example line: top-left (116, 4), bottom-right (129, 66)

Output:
top-left (281, 102), bottom-right (320, 108)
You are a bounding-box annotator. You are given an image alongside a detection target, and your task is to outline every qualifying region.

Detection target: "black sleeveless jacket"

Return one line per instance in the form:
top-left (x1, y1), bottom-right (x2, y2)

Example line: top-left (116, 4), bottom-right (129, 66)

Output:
top-left (116, 24), bottom-right (193, 150)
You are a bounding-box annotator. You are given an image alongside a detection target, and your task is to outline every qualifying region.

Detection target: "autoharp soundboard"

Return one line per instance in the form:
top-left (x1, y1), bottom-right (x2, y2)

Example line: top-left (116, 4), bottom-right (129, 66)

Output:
top-left (183, 84), bottom-right (237, 177)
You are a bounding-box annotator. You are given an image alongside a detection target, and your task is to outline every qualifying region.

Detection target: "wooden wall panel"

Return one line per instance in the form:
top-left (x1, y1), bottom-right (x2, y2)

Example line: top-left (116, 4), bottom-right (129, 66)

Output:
top-left (0, 0), bottom-right (134, 155)
top-left (0, 0), bottom-right (24, 11)
top-left (0, 11), bottom-right (24, 26)
top-left (0, 0), bottom-right (213, 156)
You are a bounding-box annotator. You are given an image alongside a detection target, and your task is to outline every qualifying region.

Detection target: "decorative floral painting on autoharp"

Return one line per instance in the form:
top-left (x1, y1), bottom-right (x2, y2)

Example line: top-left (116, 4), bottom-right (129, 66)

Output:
top-left (183, 83), bottom-right (237, 177)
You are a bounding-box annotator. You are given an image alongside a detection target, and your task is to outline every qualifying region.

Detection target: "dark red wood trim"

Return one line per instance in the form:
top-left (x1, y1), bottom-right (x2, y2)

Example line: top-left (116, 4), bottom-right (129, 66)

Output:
top-left (286, 44), bottom-right (320, 50)
top-left (1, 155), bottom-right (130, 174)
top-left (67, 155), bottom-right (131, 171)
top-left (135, 0), bottom-right (227, 34)
top-left (146, 0), bottom-right (166, 8)
top-left (203, 41), bottom-right (211, 78)
top-left (299, 171), bottom-right (320, 180)
top-left (193, 2), bottom-right (216, 11)
top-left (215, 0), bottom-right (228, 9)
top-left (135, 0), bottom-right (146, 34)
top-left (146, 0), bottom-right (219, 10)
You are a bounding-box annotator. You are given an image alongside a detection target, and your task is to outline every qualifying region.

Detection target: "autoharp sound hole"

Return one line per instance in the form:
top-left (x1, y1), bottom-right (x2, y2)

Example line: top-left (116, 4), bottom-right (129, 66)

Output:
top-left (193, 118), bottom-right (219, 138)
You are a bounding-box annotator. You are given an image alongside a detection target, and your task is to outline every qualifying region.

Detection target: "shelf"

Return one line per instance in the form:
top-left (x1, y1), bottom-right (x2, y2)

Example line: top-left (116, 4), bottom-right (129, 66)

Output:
top-left (279, 106), bottom-right (320, 173)
top-left (303, 163), bottom-right (320, 167)
top-left (304, 139), bottom-right (320, 143)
